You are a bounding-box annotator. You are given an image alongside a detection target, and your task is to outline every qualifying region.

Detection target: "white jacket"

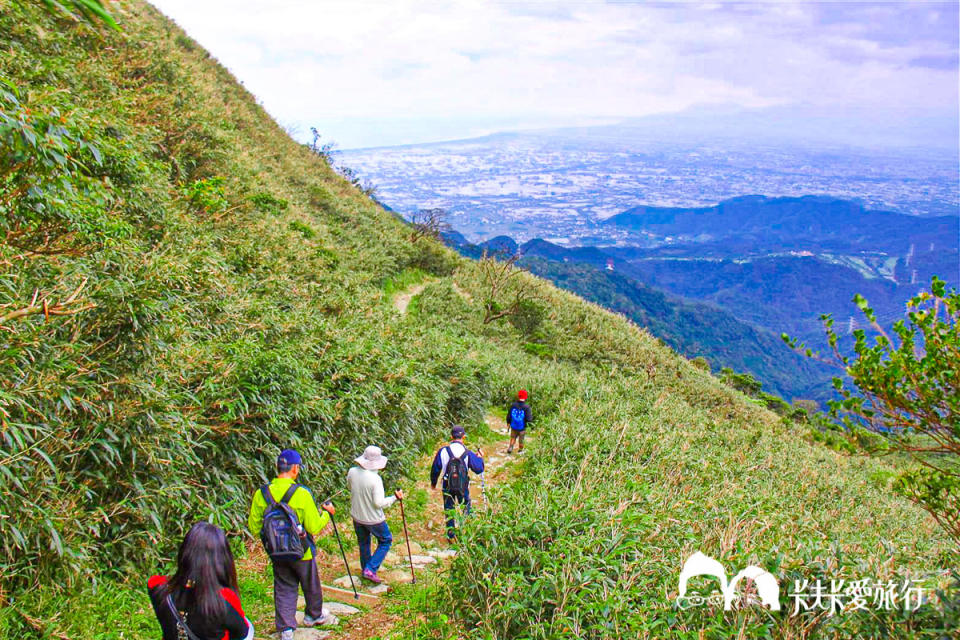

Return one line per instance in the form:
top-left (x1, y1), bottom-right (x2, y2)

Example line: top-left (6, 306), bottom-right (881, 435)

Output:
top-left (347, 466), bottom-right (397, 525)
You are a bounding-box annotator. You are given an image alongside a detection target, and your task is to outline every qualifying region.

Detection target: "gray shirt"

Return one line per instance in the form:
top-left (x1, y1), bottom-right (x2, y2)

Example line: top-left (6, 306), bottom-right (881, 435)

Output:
top-left (346, 466), bottom-right (397, 525)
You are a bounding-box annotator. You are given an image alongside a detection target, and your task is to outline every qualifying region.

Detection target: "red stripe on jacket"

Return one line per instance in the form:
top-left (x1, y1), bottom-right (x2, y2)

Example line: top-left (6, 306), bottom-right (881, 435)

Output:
top-left (147, 575), bottom-right (168, 590)
top-left (219, 588), bottom-right (245, 617)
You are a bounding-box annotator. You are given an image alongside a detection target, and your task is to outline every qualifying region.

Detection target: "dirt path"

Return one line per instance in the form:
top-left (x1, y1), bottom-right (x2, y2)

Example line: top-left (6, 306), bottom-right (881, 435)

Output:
top-left (392, 284), bottom-right (427, 315)
top-left (247, 414), bottom-right (520, 639)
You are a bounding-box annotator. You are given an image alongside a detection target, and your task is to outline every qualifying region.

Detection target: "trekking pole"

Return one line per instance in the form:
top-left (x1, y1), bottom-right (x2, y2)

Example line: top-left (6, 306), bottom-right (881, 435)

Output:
top-left (478, 447), bottom-right (487, 509)
top-left (398, 497), bottom-right (416, 584)
top-left (481, 472), bottom-right (487, 509)
top-left (324, 501), bottom-right (359, 600)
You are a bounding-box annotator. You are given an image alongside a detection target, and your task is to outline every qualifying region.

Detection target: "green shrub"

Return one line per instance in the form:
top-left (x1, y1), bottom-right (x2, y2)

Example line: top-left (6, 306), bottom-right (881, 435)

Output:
top-left (523, 342), bottom-right (554, 358)
top-left (289, 219), bottom-right (316, 239)
top-left (182, 176), bottom-right (229, 215)
top-left (690, 355), bottom-right (711, 371)
top-left (509, 299), bottom-right (547, 338)
top-left (249, 191), bottom-right (289, 215)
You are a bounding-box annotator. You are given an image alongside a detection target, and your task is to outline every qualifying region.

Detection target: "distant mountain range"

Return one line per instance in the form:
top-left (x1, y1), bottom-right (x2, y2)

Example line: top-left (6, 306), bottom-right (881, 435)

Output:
top-left (604, 195), bottom-right (957, 255)
top-left (443, 195), bottom-right (958, 404)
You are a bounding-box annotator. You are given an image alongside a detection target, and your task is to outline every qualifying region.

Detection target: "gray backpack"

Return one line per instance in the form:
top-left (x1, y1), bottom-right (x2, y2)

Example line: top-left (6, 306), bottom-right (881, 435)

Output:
top-left (259, 484), bottom-right (306, 562)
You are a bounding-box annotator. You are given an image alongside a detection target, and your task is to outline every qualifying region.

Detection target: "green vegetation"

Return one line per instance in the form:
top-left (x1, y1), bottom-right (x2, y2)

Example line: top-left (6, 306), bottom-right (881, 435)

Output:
top-left (34, 0), bottom-right (119, 30)
top-left (0, 3), bottom-right (956, 639)
top-left (521, 257), bottom-right (833, 402)
top-left (788, 279), bottom-right (960, 544)
top-left (382, 267), bottom-right (429, 297)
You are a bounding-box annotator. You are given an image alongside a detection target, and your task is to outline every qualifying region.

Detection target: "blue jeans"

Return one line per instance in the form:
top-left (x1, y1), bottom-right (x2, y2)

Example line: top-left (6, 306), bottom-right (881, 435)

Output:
top-left (442, 487), bottom-right (471, 539)
top-left (353, 520), bottom-right (392, 574)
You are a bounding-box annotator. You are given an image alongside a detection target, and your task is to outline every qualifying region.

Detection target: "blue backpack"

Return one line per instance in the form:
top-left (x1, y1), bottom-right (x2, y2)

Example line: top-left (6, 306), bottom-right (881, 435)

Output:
top-left (510, 406), bottom-right (526, 431)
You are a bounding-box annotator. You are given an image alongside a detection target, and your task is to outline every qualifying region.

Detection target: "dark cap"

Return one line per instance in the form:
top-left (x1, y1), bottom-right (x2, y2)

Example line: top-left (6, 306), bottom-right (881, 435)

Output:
top-left (278, 449), bottom-right (302, 466)
top-left (451, 425), bottom-right (466, 439)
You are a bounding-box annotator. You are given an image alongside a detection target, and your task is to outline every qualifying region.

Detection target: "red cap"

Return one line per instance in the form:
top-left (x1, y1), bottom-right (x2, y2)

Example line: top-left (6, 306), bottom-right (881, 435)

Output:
top-left (518, 389), bottom-right (528, 401)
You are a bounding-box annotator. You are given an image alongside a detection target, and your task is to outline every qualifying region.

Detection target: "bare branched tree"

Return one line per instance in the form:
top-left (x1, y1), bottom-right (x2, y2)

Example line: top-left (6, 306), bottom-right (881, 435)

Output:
top-left (308, 128), bottom-right (376, 196)
top-left (409, 208), bottom-right (451, 244)
top-left (478, 250), bottom-right (541, 324)
top-left (308, 127), bottom-right (336, 163)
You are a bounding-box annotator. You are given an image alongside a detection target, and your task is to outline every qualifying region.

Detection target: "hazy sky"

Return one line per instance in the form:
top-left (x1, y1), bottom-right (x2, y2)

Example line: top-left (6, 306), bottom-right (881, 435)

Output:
top-left (150, 1), bottom-right (959, 149)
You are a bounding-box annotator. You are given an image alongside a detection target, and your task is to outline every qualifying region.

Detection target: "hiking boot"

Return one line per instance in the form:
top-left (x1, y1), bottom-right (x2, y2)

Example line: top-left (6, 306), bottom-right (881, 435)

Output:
top-left (506, 447), bottom-right (513, 454)
top-left (280, 629), bottom-right (294, 640)
top-left (362, 568), bottom-right (382, 584)
top-left (303, 607), bottom-right (338, 627)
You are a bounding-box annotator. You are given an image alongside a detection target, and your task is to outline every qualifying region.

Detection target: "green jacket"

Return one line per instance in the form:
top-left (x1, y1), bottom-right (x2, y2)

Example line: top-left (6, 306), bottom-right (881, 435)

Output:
top-left (248, 477), bottom-right (330, 561)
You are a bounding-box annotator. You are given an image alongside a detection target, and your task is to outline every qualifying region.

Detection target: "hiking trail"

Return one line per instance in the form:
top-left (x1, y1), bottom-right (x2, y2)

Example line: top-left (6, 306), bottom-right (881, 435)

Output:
top-left (243, 413), bottom-right (521, 640)
top-left (391, 283), bottom-right (427, 315)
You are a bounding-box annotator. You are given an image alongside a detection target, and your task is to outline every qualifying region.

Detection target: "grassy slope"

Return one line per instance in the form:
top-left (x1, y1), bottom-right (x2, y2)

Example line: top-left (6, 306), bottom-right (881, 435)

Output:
top-left (0, 2), bottom-right (954, 639)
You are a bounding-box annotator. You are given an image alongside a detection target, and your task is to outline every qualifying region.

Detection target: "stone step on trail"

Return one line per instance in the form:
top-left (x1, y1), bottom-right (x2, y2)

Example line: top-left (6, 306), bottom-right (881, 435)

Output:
top-left (294, 611), bottom-right (338, 627)
top-left (399, 555), bottom-right (438, 570)
top-left (377, 568), bottom-right (416, 584)
top-left (295, 596), bottom-right (360, 616)
top-left (333, 575), bottom-right (359, 589)
top-left (291, 630), bottom-right (331, 640)
top-left (320, 584), bottom-right (380, 604)
top-left (325, 602), bottom-right (360, 616)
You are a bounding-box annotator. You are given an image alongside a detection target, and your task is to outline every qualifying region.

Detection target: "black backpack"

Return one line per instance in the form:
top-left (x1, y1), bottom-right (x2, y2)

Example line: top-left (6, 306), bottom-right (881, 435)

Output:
top-left (444, 446), bottom-right (470, 497)
top-left (259, 484), bottom-right (307, 562)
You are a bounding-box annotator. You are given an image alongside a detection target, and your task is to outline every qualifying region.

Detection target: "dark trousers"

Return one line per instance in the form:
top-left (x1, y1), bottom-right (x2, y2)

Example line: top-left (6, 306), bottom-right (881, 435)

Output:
top-left (273, 556), bottom-right (324, 632)
top-left (353, 520), bottom-right (393, 573)
top-left (443, 487), bottom-right (471, 539)
top-left (509, 428), bottom-right (526, 451)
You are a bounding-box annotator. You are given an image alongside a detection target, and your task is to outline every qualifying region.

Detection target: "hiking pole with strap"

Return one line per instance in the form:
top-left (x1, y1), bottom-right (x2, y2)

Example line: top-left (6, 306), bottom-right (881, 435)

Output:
top-left (324, 501), bottom-right (359, 600)
top-left (398, 497), bottom-right (416, 584)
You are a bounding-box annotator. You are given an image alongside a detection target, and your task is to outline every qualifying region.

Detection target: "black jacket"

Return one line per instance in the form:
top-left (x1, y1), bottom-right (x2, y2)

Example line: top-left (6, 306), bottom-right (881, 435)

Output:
top-left (148, 575), bottom-right (252, 640)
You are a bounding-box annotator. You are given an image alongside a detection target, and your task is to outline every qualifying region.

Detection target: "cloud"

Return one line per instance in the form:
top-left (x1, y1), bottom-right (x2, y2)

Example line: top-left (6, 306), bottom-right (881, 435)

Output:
top-left (150, 0), bottom-right (959, 148)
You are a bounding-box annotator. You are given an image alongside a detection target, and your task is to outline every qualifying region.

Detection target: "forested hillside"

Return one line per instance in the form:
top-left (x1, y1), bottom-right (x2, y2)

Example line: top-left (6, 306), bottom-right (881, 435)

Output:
top-left (1, 2), bottom-right (955, 638)
top-left (518, 257), bottom-right (832, 402)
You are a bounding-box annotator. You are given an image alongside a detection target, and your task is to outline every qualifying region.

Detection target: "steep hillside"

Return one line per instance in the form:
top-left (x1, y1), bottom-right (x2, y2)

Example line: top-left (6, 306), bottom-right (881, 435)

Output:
top-left (1, 3), bottom-right (955, 639)
top-left (445, 236), bottom-right (834, 402)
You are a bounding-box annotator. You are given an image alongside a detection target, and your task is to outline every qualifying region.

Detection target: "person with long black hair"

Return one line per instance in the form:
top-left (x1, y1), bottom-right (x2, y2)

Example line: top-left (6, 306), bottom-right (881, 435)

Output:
top-left (147, 522), bottom-right (254, 640)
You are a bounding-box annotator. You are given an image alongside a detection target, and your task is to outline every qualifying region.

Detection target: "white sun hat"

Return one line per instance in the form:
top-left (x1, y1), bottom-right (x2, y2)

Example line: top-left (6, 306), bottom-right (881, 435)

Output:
top-left (355, 445), bottom-right (388, 470)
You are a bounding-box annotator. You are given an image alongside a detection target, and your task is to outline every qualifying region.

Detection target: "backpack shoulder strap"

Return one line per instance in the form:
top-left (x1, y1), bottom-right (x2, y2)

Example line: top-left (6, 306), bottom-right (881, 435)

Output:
top-left (260, 484), bottom-right (277, 506)
top-left (279, 483), bottom-right (301, 505)
top-left (447, 445), bottom-right (468, 462)
top-left (165, 595), bottom-right (204, 640)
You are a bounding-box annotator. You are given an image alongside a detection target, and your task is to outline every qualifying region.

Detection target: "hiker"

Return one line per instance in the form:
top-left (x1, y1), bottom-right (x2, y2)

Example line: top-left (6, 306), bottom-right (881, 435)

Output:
top-left (247, 449), bottom-right (337, 640)
top-left (507, 389), bottom-right (533, 454)
top-left (347, 445), bottom-right (404, 584)
top-left (147, 522), bottom-right (254, 640)
top-left (430, 425), bottom-right (484, 540)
